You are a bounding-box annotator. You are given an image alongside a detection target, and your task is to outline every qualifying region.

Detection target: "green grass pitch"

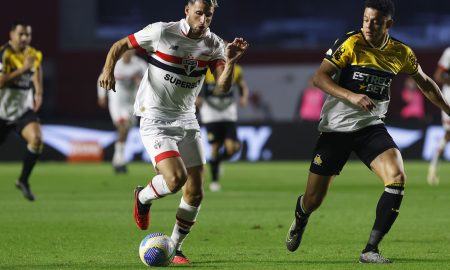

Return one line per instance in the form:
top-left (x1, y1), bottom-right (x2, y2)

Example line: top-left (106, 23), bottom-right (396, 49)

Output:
top-left (0, 161), bottom-right (449, 269)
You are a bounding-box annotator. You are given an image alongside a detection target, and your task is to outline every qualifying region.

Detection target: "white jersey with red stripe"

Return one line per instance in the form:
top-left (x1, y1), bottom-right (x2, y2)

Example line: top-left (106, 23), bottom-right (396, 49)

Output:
top-left (129, 19), bottom-right (226, 121)
top-left (438, 47), bottom-right (450, 130)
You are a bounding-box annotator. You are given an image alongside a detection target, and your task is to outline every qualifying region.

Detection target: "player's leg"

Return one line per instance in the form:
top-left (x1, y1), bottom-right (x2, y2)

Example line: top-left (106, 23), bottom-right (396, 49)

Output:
top-left (171, 125), bottom-right (205, 264)
top-left (286, 172), bottom-right (333, 252)
top-left (171, 165), bottom-right (204, 264)
top-left (286, 131), bottom-right (350, 252)
top-left (134, 118), bottom-right (188, 230)
top-left (356, 125), bottom-right (403, 263)
top-left (18, 120), bottom-right (43, 201)
top-left (112, 119), bottom-right (130, 173)
top-left (206, 122), bottom-right (224, 191)
top-left (428, 129), bottom-right (450, 185)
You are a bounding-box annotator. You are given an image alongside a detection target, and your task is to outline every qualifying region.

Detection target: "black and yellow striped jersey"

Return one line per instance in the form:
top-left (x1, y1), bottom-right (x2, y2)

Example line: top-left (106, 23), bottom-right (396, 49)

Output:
top-left (0, 43), bottom-right (42, 121)
top-left (319, 30), bottom-right (419, 132)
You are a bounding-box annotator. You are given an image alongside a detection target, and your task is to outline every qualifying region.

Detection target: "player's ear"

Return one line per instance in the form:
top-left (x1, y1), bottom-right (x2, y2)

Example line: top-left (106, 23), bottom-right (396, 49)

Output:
top-left (185, 5), bottom-right (189, 16)
top-left (386, 18), bottom-right (394, 29)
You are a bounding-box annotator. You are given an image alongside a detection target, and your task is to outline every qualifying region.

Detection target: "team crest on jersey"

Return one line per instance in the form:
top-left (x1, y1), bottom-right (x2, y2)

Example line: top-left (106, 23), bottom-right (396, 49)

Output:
top-left (313, 154), bottom-right (323, 166)
top-left (182, 55), bottom-right (198, 75)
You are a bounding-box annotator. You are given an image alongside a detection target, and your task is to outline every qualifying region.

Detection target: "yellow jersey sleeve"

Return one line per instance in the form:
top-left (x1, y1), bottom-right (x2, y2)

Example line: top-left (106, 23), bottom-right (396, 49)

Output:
top-left (324, 31), bottom-right (358, 69)
top-left (401, 47), bottom-right (418, 75)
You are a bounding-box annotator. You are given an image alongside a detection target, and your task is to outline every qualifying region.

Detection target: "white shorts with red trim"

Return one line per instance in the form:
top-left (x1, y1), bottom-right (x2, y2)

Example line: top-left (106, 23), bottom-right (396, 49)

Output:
top-left (139, 117), bottom-right (205, 168)
top-left (108, 92), bottom-right (135, 126)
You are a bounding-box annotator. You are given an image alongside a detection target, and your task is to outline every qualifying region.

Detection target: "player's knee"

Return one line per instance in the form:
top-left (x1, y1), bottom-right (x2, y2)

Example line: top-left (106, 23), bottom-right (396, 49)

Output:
top-left (27, 135), bottom-right (43, 153)
top-left (391, 171), bottom-right (406, 185)
top-left (164, 172), bottom-right (188, 192)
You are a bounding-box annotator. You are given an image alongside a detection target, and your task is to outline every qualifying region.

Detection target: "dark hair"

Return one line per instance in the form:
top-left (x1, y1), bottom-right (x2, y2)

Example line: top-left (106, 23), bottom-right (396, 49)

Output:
top-left (11, 21), bottom-right (30, 31)
top-left (364, 0), bottom-right (395, 18)
top-left (187, 0), bottom-right (218, 8)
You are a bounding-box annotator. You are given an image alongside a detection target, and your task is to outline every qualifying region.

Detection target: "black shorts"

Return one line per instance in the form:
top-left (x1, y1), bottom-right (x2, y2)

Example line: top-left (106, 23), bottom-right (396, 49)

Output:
top-left (309, 124), bottom-right (398, 176)
top-left (0, 110), bottom-right (40, 145)
top-left (205, 121), bottom-right (238, 144)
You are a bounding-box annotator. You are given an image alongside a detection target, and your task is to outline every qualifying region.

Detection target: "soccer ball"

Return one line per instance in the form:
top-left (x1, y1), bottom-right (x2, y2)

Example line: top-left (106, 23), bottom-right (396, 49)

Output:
top-left (139, 233), bottom-right (176, 267)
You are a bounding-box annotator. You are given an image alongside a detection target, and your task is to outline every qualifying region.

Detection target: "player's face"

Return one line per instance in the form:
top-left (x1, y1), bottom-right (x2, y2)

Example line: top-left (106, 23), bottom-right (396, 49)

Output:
top-left (185, 1), bottom-right (215, 38)
top-left (362, 8), bottom-right (393, 46)
top-left (9, 25), bottom-right (31, 51)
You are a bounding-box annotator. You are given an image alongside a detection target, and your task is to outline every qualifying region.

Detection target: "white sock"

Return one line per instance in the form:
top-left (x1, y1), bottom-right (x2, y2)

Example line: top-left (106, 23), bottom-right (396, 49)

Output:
top-left (138, 175), bottom-right (172, 204)
top-left (113, 142), bottom-right (125, 166)
top-left (430, 138), bottom-right (447, 169)
top-left (171, 197), bottom-right (200, 251)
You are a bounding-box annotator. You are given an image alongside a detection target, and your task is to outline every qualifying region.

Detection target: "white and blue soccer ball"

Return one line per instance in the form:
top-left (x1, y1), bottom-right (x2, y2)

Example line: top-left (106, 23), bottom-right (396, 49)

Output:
top-left (139, 232), bottom-right (176, 267)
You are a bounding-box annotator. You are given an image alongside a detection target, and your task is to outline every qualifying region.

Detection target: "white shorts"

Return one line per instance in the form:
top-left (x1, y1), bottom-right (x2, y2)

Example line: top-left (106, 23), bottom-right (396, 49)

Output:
top-left (139, 117), bottom-right (205, 168)
top-left (108, 89), bottom-right (135, 125)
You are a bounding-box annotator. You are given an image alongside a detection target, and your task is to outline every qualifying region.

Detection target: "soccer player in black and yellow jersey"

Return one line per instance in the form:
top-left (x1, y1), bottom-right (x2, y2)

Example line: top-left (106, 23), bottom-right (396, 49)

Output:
top-left (285, 0), bottom-right (450, 263)
top-left (0, 22), bottom-right (44, 201)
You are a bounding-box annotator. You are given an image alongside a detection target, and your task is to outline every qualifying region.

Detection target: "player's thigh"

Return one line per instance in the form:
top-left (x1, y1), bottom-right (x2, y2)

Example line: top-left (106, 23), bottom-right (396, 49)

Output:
top-left (370, 148), bottom-right (405, 185)
top-left (178, 129), bottom-right (206, 169)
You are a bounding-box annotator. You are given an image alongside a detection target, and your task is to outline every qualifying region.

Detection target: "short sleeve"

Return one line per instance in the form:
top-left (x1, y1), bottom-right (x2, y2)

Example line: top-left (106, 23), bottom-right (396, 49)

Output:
top-left (401, 47), bottom-right (419, 75)
top-left (128, 22), bottom-right (162, 54)
top-left (437, 47), bottom-right (450, 71)
top-left (324, 38), bottom-right (353, 69)
top-left (208, 37), bottom-right (226, 72)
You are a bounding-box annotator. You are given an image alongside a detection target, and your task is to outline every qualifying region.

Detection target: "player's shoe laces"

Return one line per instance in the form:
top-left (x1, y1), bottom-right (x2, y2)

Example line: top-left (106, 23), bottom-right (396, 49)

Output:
top-left (134, 186), bottom-right (151, 230)
top-left (286, 196), bottom-right (309, 252)
top-left (427, 166), bottom-right (439, 186)
top-left (172, 250), bottom-right (190, 264)
top-left (359, 249), bottom-right (392, 264)
top-left (15, 181), bottom-right (35, 201)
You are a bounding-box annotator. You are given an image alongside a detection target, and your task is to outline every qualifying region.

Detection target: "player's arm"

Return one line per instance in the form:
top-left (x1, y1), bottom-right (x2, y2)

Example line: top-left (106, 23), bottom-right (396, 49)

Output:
top-left (213, 38), bottom-right (249, 94)
top-left (237, 75), bottom-right (249, 107)
top-left (313, 60), bottom-right (376, 112)
top-left (32, 64), bottom-right (43, 112)
top-left (412, 65), bottom-right (450, 115)
top-left (99, 37), bottom-right (133, 91)
top-left (433, 66), bottom-right (450, 85)
top-left (0, 55), bottom-right (35, 88)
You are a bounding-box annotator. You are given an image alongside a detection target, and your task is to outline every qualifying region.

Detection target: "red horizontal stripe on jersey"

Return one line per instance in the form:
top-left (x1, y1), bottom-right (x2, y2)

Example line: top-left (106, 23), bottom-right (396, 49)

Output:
top-left (209, 59), bottom-right (225, 72)
top-left (155, 51), bottom-right (209, 68)
top-left (128, 34), bottom-right (147, 55)
top-left (155, 150), bottom-right (180, 164)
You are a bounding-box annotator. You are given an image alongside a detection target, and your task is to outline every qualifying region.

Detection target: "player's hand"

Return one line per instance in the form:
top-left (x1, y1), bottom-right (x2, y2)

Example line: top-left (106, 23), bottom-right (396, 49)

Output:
top-left (225, 38), bottom-right (249, 64)
top-left (99, 71), bottom-right (116, 92)
top-left (33, 94), bottom-right (42, 112)
top-left (23, 55), bottom-right (36, 71)
top-left (348, 93), bottom-right (376, 112)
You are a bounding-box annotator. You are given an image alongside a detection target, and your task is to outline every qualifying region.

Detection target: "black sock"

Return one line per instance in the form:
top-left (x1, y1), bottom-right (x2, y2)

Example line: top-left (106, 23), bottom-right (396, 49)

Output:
top-left (209, 158), bottom-right (220, 181)
top-left (295, 195), bottom-right (310, 222)
top-left (363, 184), bottom-right (404, 252)
top-left (19, 149), bottom-right (40, 184)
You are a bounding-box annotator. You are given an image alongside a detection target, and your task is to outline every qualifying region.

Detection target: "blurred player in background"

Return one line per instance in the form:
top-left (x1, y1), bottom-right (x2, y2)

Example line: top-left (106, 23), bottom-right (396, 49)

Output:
top-left (196, 64), bottom-right (249, 191)
top-left (98, 50), bottom-right (147, 173)
top-left (99, 0), bottom-right (249, 264)
top-left (0, 21), bottom-right (43, 201)
top-left (285, 0), bottom-right (450, 263)
top-left (427, 46), bottom-right (450, 185)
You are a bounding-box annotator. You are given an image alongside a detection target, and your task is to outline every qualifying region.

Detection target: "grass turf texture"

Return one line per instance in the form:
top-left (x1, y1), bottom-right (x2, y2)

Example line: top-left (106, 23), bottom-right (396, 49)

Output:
top-left (0, 161), bottom-right (449, 269)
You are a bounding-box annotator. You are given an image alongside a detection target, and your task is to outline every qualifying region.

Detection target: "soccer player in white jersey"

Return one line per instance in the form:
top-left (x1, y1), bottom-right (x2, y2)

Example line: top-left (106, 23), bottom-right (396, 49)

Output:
top-left (428, 47), bottom-right (450, 185)
top-left (0, 22), bottom-right (43, 201)
top-left (99, 0), bottom-right (249, 264)
top-left (98, 50), bottom-right (147, 173)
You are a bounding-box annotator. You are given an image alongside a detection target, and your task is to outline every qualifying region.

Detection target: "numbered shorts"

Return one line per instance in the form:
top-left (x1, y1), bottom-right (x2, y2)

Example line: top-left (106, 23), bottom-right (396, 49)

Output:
top-left (309, 124), bottom-right (399, 176)
top-left (140, 118), bottom-right (205, 168)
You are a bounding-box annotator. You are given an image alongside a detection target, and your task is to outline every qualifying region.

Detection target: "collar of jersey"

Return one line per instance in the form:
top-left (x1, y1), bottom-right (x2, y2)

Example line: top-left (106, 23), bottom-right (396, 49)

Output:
top-left (180, 19), bottom-right (210, 39)
top-left (360, 29), bottom-right (390, 50)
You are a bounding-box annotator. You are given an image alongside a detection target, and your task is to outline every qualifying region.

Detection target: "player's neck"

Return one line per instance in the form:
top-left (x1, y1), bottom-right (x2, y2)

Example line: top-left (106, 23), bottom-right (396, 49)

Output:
top-left (8, 41), bottom-right (26, 53)
top-left (368, 33), bottom-right (389, 49)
